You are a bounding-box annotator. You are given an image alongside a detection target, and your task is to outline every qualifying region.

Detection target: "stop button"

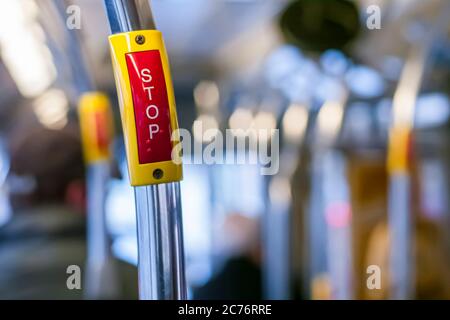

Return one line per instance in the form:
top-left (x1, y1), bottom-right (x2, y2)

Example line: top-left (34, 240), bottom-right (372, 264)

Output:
top-left (126, 50), bottom-right (173, 164)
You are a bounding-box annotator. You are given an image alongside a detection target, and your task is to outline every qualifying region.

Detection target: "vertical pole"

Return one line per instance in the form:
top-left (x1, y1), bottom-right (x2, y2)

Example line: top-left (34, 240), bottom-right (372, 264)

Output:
top-left (322, 150), bottom-right (353, 300)
top-left (388, 4), bottom-right (450, 299)
top-left (135, 183), bottom-right (186, 299)
top-left (85, 161), bottom-right (117, 299)
top-left (308, 149), bottom-right (329, 299)
top-left (78, 92), bottom-right (117, 299)
top-left (103, 0), bottom-right (187, 300)
top-left (264, 174), bottom-right (291, 300)
top-left (388, 1), bottom-right (450, 299)
top-left (36, 1), bottom-right (117, 299)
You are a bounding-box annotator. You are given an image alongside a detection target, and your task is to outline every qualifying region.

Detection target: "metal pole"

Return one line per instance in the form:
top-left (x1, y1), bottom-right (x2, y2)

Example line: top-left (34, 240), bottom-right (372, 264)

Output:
top-left (104, 0), bottom-right (156, 34)
top-left (78, 93), bottom-right (117, 299)
top-left (263, 174), bottom-right (291, 300)
top-left (135, 183), bottom-right (186, 299)
top-left (36, 1), bottom-right (117, 299)
top-left (103, 0), bottom-right (187, 300)
top-left (85, 161), bottom-right (118, 299)
top-left (387, 3), bottom-right (450, 299)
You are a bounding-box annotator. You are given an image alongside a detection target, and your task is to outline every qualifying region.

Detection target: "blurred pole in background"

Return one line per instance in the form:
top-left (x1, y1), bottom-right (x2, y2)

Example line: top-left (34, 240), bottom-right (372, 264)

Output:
top-left (37, 0), bottom-right (118, 299)
top-left (308, 147), bottom-right (328, 299)
top-left (264, 169), bottom-right (291, 299)
top-left (309, 98), bottom-right (349, 300)
top-left (85, 162), bottom-right (112, 296)
top-left (78, 93), bottom-right (116, 299)
top-left (388, 3), bottom-right (450, 299)
top-left (263, 100), bottom-right (306, 300)
top-left (322, 150), bottom-right (353, 299)
top-left (0, 139), bottom-right (11, 227)
top-left (104, 0), bottom-right (187, 300)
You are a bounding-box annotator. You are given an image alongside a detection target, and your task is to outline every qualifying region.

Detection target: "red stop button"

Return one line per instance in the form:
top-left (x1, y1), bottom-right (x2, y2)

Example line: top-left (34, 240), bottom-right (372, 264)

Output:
top-left (94, 110), bottom-right (110, 152)
top-left (126, 50), bottom-right (173, 164)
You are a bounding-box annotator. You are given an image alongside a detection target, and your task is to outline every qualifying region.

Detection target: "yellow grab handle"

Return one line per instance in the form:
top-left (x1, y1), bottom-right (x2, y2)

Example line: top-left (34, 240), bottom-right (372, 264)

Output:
top-left (387, 126), bottom-right (412, 174)
top-left (108, 30), bottom-right (182, 186)
top-left (78, 92), bottom-right (114, 164)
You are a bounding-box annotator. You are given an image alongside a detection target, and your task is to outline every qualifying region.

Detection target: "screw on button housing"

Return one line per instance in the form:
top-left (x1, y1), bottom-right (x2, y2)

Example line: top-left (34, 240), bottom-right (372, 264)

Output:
top-left (135, 35), bottom-right (146, 45)
top-left (153, 169), bottom-right (163, 180)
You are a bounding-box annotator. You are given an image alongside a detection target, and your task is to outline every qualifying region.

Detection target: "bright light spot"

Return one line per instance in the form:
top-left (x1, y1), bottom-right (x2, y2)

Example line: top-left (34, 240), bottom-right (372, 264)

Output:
top-left (346, 65), bottom-right (385, 98)
top-left (279, 59), bottom-right (320, 103)
top-left (317, 101), bottom-right (344, 142)
top-left (282, 103), bottom-right (308, 144)
top-left (229, 108), bottom-right (253, 135)
top-left (193, 114), bottom-right (219, 143)
top-left (265, 45), bottom-right (303, 88)
top-left (33, 89), bottom-right (69, 130)
top-left (252, 111), bottom-right (276, 142)
top-left (194, 81), bottom-right (220, 112)
top-left (0, 0), bottom-right (56, 97)
top-left (415, 93), bottom-right (450, 129)
top-left (229, 108), bottom-right (276, 140)
top-left (320, 50), bottom-right (349, 76)
top-left (253, 111), bottom-right (276, 131)
top-left (392, 89), bottom-right (416, 128)
top-left (269, 176), bottom-right (291, 206)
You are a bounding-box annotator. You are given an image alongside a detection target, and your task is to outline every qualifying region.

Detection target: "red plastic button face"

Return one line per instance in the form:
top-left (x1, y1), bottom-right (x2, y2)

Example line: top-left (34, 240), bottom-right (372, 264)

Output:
top-left (94, 110), bottom-right (110, 152)
top-left (126, 50), bottom-right (173, 164)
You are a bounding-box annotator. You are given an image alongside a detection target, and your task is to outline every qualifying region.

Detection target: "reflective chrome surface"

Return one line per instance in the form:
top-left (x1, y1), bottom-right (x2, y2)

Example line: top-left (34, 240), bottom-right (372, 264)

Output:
top-left (103, 0), bottom-right (186, 300)
top-left (104, 0), bottom-right (155, 34)
top-left (85, 162), bottom-right (117, 299)
top-left (135, 182), bottom-right (187, 300)
top-left (388, 174), bottom-right (413, 299)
